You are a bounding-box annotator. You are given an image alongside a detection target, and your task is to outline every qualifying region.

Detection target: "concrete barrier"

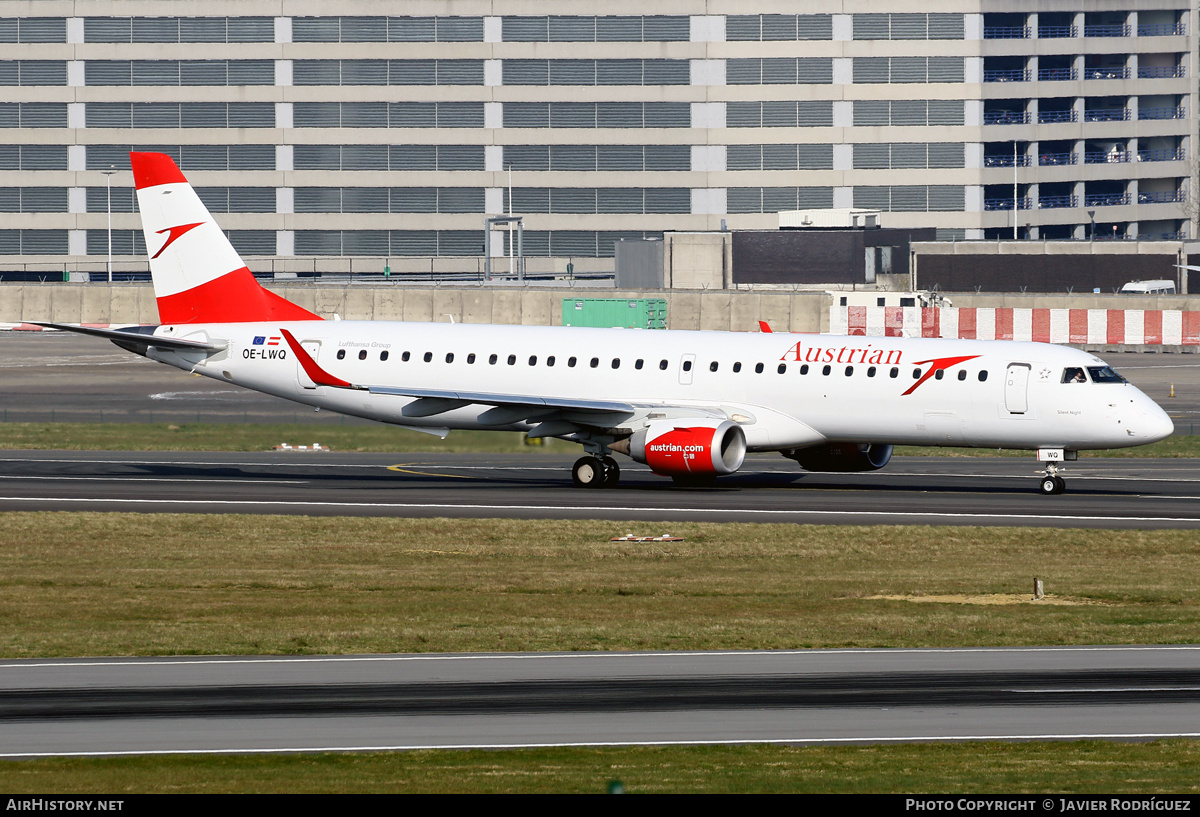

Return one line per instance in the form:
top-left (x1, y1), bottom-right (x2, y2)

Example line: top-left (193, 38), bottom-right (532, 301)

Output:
top-left (3, 282), bottom-right (828, 333)
top-left (833, 306), bottom-right (1200, 348)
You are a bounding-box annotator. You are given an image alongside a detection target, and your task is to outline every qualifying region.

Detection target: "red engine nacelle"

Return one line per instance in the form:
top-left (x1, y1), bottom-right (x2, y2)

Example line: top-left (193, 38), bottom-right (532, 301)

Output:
top-left (784, 443), bottom-right (894, 473)
top-left (622, 419), bottom-right (747, 477)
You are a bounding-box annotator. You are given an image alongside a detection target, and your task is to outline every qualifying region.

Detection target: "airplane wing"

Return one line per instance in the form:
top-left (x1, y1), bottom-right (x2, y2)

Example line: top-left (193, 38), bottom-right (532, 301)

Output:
top-left (27, 322), bottom-right (227, 353)
top-left (280, 328), bottom-right (637, 428)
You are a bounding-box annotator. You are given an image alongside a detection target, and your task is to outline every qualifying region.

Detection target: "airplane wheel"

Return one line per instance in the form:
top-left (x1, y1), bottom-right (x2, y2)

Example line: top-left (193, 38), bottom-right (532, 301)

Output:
top-left (572, 456), bottom-right (604, 488)
top-left (601, 456), bottom-right (621, 488)
top-left (1039, 476), bottom-right (1066, 495)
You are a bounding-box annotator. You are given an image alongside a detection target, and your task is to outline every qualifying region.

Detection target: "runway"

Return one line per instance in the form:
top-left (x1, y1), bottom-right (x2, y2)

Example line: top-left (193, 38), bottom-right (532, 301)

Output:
top-left (1, 450), bottom-right (1199, 528)
top-left (2, 646), bottom-right (1198, 757)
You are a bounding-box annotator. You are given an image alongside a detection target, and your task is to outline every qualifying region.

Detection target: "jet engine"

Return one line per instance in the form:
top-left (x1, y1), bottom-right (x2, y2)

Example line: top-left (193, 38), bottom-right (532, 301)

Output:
top-left (783, 443), bottom-right (894, 472)
top-left (614, 419), bottom-right (747, 477)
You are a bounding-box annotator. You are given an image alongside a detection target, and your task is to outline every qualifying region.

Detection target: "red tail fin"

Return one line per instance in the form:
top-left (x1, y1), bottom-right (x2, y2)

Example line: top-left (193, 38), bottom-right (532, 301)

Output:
top-left (131, 152), bottom-right (320, 325)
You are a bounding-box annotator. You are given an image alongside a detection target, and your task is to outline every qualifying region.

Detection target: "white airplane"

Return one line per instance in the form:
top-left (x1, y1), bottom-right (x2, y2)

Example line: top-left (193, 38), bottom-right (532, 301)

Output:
top-left (36, 153), bottom-right (1174, 496)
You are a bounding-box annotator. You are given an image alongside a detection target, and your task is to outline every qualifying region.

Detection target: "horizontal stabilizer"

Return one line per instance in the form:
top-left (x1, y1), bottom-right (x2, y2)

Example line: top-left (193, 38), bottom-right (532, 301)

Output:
top-left (28, 322), bottom-right (226, 352)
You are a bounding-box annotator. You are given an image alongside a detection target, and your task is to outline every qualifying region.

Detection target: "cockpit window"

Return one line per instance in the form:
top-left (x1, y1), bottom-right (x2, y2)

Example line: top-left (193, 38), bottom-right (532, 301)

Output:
top-left (1087, 366), bottom-right (1126, 384)
top-left (1062, 367), bottom-right (1088, 384)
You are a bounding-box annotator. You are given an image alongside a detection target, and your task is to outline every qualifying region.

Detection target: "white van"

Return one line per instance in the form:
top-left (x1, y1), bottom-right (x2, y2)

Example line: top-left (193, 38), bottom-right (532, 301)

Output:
top-left (1119, 279), bottom-right (1176, 295)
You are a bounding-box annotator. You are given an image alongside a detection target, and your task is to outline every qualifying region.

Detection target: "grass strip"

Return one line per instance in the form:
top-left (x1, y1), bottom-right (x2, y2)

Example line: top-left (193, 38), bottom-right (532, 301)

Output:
top-left (2, 741), bottom-right (1198, 793)
top-left (2, 513), bottom-right (1198, 657)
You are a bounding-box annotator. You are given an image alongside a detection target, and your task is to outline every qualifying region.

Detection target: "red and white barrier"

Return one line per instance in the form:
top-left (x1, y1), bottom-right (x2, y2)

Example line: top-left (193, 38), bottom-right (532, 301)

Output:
top-left (833, 307), bottom-right (1200, 346)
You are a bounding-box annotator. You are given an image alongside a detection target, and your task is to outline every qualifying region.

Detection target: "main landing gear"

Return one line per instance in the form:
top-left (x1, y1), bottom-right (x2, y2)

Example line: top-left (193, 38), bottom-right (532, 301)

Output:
top-left (1038, 463), bottom-right (1066, 495)
top-left (572, 455), bottom-right (621, 489)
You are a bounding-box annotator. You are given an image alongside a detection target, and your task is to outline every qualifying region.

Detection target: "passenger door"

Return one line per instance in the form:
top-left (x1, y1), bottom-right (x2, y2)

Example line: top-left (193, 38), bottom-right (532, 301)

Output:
top-left (1004, 363), bottom-right (1030, 414)
top-left (297, 339), bottom-right (324, 390)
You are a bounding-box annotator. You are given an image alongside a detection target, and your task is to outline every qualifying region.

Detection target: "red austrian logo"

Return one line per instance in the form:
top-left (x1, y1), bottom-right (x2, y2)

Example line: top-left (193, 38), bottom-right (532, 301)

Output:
top-left (779, 341), bottom-right (903, 366)
top-left (901, 355), bottom-right (981, 395)
top-left (152, 222), bottom-right (203, 259)
top-left (778, 342), bottom-right (979, 396)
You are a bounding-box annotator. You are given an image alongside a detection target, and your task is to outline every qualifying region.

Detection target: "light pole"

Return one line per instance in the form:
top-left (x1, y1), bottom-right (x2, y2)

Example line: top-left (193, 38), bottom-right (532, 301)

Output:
top-left (1013, 140), bottom-right (1019, 240)
top-left (100, 165), bottom-right (116, 282)
top-left (1088, 209), bottom-right (1096, 242)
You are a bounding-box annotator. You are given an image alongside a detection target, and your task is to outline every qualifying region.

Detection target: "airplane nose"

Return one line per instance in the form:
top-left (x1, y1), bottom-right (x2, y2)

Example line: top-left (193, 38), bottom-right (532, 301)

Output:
top-left (1138, 403), bottom-right (1174, 443)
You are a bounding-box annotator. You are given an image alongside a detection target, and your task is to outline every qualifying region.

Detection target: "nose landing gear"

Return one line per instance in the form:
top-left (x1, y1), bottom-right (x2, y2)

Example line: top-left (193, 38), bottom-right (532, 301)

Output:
top-left (1036, 448), bottom-right (1075, 495)
top-left (1038, 463), bottom-right (1066, 495)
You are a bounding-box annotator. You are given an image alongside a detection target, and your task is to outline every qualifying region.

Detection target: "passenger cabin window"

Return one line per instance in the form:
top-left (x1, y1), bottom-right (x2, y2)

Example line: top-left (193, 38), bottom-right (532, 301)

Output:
top-left (590, 357), bottom-right (600, 368)
top-left (978, 371), bottom-right (988, 382)
top-left (569, 357), bottom-right (578, 367)
top-left (844, 366), bottom-right (853, 376)
top-left (710, 361), bottom-right (718, 372)
top-left (755, 363), bottom-right (764, 374)
top-left (822, 365), bottom-right (831, 376)
top-left (336, 349), bottom-right (346, 360)
top-left (446, 353), bottom-right (454, 363)
top-left (380, 351), bottom-right (389, 361)
top-left (423, 352), bottom-right (432, 362)
top-left (402, 351), bottom-right (411, 361)
top-left (358, 350), bottom-right (367, 360)
top-left (1088, 366), bottom-right (1126, 383)
top-left (890, 367), bottom-right (898, 378)
top-left (488, 354), bottom-right (498, 365)
top-left (467, 353), bottom-right (476, 364)
top-left (528, 355), bottom-right (537, 366)
top-left (799, 364), bottom-right (808, 374)
top-left (934, 369), bottom-right (944, 380)
top-left (777, 364), bottom-right (786, 374)
top-left (682, 360), bottom-right (692, 372)
top-left (507, 354), bottom-right (516, 365)
top-left (611, 358), bottom-right (620, 369)
top-left (1062, 367), bottom-right (1088, 383)
top-left (659, 359), bottom-right (668, 370)
top-left (635, 359), bottom-right (643, 370)
top-left (867, 366), bottom-right (875, 377)
top-left (957, 369), bottom-right (966, 381)
top-left (547, 356), bottom-right (555, 366)
top-left (913, 368), bottom-right (923, 379)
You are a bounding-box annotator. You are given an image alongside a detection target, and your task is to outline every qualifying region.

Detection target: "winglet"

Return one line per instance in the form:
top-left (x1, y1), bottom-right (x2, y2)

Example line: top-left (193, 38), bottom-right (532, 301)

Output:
top-left (758, 321), bottom-right (773, 333)
top-left (279, 329), bottom-right (358, 389)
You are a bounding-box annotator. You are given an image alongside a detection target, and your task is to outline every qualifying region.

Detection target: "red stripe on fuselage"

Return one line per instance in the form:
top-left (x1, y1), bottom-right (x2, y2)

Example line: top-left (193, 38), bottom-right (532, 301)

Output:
top-left (155, 268), bottom-right (322, 324)
top-left (279, 328), bottom-right (351, 389)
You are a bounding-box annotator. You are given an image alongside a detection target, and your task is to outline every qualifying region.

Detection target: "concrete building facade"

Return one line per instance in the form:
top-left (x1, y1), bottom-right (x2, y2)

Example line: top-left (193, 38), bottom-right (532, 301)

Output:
top-left (0, 0), bottom-right (1195, 273)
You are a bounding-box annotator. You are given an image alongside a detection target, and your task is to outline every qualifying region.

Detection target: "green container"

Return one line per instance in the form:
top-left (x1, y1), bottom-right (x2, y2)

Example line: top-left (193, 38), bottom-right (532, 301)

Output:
top-left (562, 298), bottom-right (667, 329)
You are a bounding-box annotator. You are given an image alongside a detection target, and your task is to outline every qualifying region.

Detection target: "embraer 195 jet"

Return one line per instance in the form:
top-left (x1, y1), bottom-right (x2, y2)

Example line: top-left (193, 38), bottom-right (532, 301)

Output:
top-left (37, 153), bottom-right (1173, 495)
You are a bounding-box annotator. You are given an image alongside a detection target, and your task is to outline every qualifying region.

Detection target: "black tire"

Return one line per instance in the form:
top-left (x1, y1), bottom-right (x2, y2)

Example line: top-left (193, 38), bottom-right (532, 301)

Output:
top-left (572, 456), bottom-right (604, 488)
top-left (1053, 476), bottom-right (1067, 495)
top-left (601, 456), bottom-right (621, 488)
top-left (1039, 477), bottom-right (1058, 495)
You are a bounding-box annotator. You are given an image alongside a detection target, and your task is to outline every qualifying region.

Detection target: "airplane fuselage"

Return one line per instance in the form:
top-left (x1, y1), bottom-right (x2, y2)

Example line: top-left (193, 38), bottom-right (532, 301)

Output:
top-left (146, 319), bottom-right (1173, 453)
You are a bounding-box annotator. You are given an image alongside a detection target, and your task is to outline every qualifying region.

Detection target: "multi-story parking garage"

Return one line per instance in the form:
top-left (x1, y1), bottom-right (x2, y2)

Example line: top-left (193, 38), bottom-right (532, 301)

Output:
top-left (0, 1), bottom-right (1195, 273)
